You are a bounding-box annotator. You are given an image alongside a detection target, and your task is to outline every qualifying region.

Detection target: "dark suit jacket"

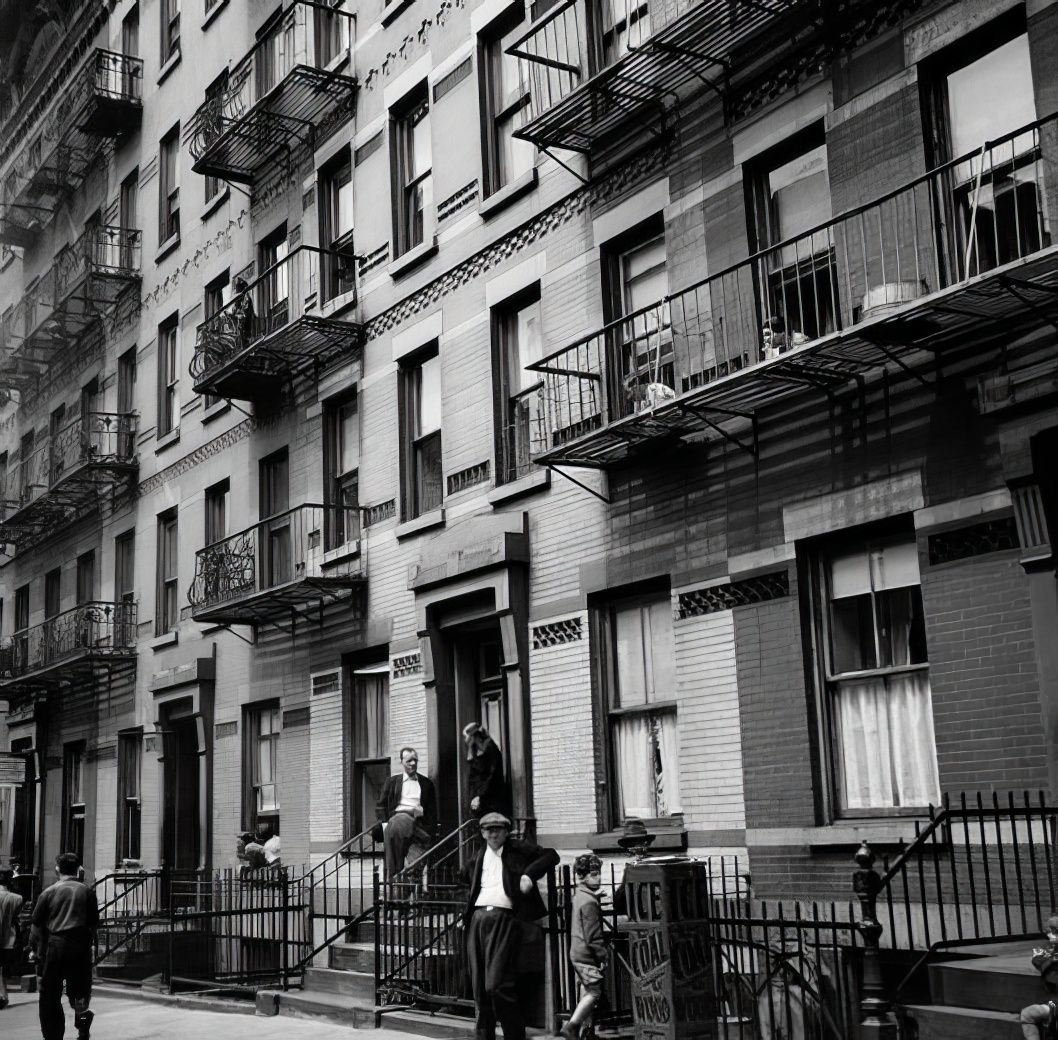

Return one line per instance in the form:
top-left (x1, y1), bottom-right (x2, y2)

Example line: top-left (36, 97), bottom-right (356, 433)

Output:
top-left (376, 772), bottom-right (438, 834)
top-left (462, 836), bottom-right (559, 926)
top-left (467, 739), bottom-right (512, 818)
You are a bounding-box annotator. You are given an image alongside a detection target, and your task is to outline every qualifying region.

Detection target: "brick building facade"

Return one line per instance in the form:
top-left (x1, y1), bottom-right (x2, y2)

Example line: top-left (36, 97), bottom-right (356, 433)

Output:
top-left (0, 0), bottom-right (1056, 915)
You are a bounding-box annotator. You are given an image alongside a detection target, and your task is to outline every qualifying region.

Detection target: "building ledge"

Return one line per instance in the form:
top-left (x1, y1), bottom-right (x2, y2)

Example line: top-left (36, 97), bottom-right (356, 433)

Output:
top-left (381, 0), bottom-right (415, 28)
top-left (478, 168), bottom-right (537, 221)
top-left (488, 468), bottom-right (550, 507)
top-left (154, 427), bottom-right (180, 454)
top-left (201, 399), bottom-right (230, 425)
top-left (396, 507), bottom-right (446, 541)
top-left (157, 49), bottom-right (182, 86)
top-left (202, 0), bottom-right (229, 30)
top-left (155, 232), bottom-right (181, 264)
top-left (200, 186), bottom-right (229, 222)
top-left (149, 631), bottom-right (179, 651)
top-left (388, 236), bottom-right (438, 280)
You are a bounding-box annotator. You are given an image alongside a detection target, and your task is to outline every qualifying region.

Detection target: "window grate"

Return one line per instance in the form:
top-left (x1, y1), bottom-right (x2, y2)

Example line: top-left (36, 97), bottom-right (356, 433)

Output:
top-left (392, 651), bottom-right (422, 678)
top-left (927, 517), bottom-right (1019, 566)
top-left (677, 571), bottom-right (789, 619)
top-left (447, 460), bottom-right (490, 495)
top-left (531, 616), bottom-right (582, 649)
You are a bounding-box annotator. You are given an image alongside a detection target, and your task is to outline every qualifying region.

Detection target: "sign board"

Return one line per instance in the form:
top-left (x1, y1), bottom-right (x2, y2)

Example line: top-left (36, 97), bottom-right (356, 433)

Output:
top-left (0, 752), bottom-right (25, 785)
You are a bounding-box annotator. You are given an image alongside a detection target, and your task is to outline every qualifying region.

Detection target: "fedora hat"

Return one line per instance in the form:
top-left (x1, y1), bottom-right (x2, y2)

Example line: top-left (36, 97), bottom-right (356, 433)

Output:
top-left (618, 817), bottom-right (656, 852)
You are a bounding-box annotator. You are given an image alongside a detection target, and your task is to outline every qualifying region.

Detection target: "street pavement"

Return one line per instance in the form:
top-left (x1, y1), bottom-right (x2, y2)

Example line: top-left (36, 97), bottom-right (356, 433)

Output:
top-left (0, 988), bottom-right (389, 1039)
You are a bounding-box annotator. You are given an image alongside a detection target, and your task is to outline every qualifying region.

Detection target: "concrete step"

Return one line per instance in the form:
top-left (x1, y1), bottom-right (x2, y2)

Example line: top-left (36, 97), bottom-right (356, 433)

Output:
top-left (302, 965), bottom-right (375, 1001)
top-left (328, 939), bottom-right (462, 974)
top-left (929, 948), bottom-right (1049, 1012)
top-left (257, 987), bottom-right (376, 1028)
top-left (378, 1010), bottom-right (552, 1040)
top-left (904, 1004), bottom-right (1024, 1040)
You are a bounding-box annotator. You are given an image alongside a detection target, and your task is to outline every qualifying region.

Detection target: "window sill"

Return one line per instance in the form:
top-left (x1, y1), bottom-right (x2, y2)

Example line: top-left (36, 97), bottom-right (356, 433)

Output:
top-left (150, 631), bottom-right (179, 651)
top-left (478, 168), bottom-right (538, 221)
top-left (395, 507), bottom-right (446, 540)
top-left (388, 235), bottom-right (437, 280)
top-left (156, 233), bottom-right (181, 264)
top-left (381, 0), bottom-right (415, 27)
top-left (157, 49), bottom-right (182, 86)
top-left (201, 187), bottom-right (229, 222)
top-left (489, 467), bottom-right (550, 506)
top-left (322, 540), bottom-right (361, 567)
top-left (590, 819), bottom-right (688, 855)
top-left (320, 286), bottom-right (358, 319)
top-left (806, 817), bottom-right (927, 851)
top-left (154, 428), bottom-right (180, 454)
top-left (202, 0), bottom-right (228, 30)
top-left (201, 399), bottom-right (230, 424)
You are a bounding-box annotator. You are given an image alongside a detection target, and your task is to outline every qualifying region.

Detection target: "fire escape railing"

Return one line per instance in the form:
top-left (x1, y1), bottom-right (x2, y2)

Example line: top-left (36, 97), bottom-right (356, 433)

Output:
top-left (0, 601), bottom-right (138, 682)
top-left (527, 110), bottom-right (1058, 465)
top-left (187, 1), bottom-right (356, 184)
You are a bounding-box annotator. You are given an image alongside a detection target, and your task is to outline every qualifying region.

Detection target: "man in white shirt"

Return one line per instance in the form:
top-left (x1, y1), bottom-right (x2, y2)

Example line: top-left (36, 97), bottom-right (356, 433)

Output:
top-left (375, 747), bottom-right (438, 878)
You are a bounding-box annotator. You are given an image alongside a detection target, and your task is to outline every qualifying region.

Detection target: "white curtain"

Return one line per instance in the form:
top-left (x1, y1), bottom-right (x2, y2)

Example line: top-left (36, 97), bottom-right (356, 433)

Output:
top-left (655, 713), bottom-right (681, 816)
top-left (614, 715), bottom-right (653, 819)
top-left (834, 672), bottom-right (939, 809)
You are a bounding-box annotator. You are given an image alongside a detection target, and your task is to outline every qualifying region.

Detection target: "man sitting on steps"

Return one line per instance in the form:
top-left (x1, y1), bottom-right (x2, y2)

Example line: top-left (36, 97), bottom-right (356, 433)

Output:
top-left (375, 746), bottom-right (438, 881)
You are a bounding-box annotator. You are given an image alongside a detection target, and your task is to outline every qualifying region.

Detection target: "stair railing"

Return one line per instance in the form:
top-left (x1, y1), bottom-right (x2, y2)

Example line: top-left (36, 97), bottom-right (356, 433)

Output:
top-left (91, 867), bottom-right (164, 968)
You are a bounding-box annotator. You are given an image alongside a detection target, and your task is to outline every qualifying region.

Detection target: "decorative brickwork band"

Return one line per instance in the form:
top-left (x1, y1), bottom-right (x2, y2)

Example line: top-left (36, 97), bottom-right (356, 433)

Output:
top-left (215, 721), bottom-right (238, 739)
top-left (447, 460), bottom-right (490, 495)
top-left (677, 571), bottom-right (790, 619)
top-left (927, 517), bottom-right (1019, 567)
top-left (359, 243), bottom-right (389, 278)
top-left (437, 180), bottom-right (479, 224)
top-left (531, 616), bottom-right (583, 649)
top-left (364, 499), bottom-right (397, 527)
top-left (392, 651), bottom-right (423, 678)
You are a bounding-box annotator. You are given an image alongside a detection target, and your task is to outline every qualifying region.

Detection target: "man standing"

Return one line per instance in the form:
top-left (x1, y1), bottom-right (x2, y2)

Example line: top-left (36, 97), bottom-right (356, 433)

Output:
top-left (462, 723), bottom-right (512, 820)
top-left (463, 813), bottom-right (558, 1040)
top-left (0, 867), bottom-right (25, 1010)
top-left (376, 747), bottom-right (438, 878)
top-left (32, 852), bottom-right (98, 1040)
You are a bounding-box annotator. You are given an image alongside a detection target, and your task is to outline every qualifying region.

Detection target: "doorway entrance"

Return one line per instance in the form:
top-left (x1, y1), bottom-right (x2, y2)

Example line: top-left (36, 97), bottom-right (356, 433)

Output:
top-left (161, 702), bottom-right (201, 872)
top-left (8, 739), bottom-right (36, 873)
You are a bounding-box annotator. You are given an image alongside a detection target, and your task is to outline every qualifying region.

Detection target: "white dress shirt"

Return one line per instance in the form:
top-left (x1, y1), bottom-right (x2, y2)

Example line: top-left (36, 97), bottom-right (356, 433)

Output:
top-left (475, 844), bottom-right (513, 909)
top-left (396, 775), bottom-right (422, 815)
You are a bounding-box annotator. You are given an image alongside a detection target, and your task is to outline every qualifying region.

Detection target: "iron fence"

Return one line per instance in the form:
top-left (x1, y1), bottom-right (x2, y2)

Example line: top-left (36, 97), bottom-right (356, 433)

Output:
top-left (92, 868), bottom-right (164, 974)
top-left (530, 109), bottom-right (1058, 450)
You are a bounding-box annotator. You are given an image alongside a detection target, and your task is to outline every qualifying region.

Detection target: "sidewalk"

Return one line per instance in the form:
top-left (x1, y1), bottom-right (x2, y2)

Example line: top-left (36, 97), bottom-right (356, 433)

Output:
top-left (0, 988), bottom-right (399, 1039)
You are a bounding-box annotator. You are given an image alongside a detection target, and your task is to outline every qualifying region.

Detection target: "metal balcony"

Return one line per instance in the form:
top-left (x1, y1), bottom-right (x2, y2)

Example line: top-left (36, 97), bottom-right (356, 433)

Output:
top-left (190, 243), bottom-right (360, 402)
top-left (0, 413), bottom-right (138, 551)
top-left (188, 503), bottom-right (365, 626)
top-left (10, 224), bottom-right (141, 366)
top-left (188, 2), bottom-right (356, 185)
top-left (528, 112), bottom-right (1058, 469)
top-left (0, 49), bottom-right (143, 247)
top-left (0, 602), bottom-right (137, 694)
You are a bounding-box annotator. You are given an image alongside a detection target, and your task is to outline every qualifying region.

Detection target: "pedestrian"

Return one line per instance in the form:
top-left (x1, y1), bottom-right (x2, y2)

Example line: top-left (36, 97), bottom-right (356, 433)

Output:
top-left (0, 866), bottom-right (25, 1011)
top-left (375, 747), bottom-right (437, 879)
top-left (1020, 913), bottom-right (1058, 1038)
top-left (561, 854), bottom-right (607, 1040)
top-left (462, 812), bottom-right (559, 1040)
top-left (31, 851), bottom-right (99, 1040)
top-left (462, 722), bottom-right (511, 820)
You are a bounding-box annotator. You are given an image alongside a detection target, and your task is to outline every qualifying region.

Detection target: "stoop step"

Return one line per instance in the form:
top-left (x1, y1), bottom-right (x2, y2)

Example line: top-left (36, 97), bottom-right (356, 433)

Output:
top-left (904, 1004), bottom-right (1023, 1040)
top-left (378, 1010), bottom-right (549, 1040)
top-left (257, 987), bottom-right (377, 1028)
top-left (303, 965), bottom-right (375, 1002)
top-left (928, 950), bottom-right (1049, 1013)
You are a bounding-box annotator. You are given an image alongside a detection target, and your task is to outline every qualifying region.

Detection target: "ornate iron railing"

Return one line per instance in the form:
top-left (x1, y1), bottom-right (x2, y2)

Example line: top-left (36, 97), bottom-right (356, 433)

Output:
top-left (0, 601), bottom-right (137, 679)
top-left (190, 243), bottom-right (355, 382)
top-left (55, 223), bottom-right (142, 297)
top-left (530, 110), bottom-right (1058, 454)
top-left (76, 49), bottom-right (144, 107)
top-left (187, 502), bottom-right (361, 612)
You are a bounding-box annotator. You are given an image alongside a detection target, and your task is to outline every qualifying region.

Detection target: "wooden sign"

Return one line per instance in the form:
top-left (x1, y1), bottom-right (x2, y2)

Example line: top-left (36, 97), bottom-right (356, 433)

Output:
top-left (0, 753), bottom-right (25, 785)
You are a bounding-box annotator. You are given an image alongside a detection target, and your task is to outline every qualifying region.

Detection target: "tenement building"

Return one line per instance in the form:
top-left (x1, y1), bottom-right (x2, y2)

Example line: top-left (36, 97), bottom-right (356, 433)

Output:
top-left (0, 0), bottom-right (1057, 910)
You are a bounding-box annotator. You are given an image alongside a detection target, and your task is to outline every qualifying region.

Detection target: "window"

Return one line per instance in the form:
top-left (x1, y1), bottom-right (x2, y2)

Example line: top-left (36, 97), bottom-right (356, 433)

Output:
top-left (400, 345), bottom-right (442, 519)
top-left (159, 125), bottom-right (180, 243)
top-left (203, 72), bottom-right (229, 204)
top-left (156, 510), bottom-right (178, 634)
top-left (480, 21), bottom-right (533, 197)
top-left (18, 429), bottom-right (34, 502)
top-left (350, 664), bottom-right (388, 833)
top-left (923, 16), bottom-right (1042, 279)
top-left (115, 530), bottom-right (135, 608)
top-left (118, 347), bottom-right (137, 414)
top-left (319, 150), bottom-right (355, 301)
top-left (324, 395), bottom-right (359, 548)
top-left (602, 218), bottom-right (671, 416)
top-left (203, 271), bottom-right (229, 408)
top-left (392, 87), bottom-right (432, 256)
top-left (62, 743), bottom-right (86, 861)
top-left (44, 568), bottom-right (60, 620)
top-left (598, 0), bottom-right (650, 67)
top-left (493, 287), bottom-right (544, 484)
top-left (76, 551), bottom-right (95, 606)
top-left (158, 314), bottom-right (179, 436)
top-left (258, 224), bottom-right (290, 330)
top-left (13, 584), bottom-right (28, 635)
top-left (161, 0), bottom-right (180, 63)
top-left (748, 125), bottom-right (838, 352)
top-left (49, 404), bottom-right (66, 481)
top-left (813, 536), bottom-right (939, 813)
top-left (260, 449), bottom-right (291, 587)
top-left (205, 478), bottom-right (229, 545)
top-left (120, 169), bottom-right (138, 269)
top-left (245, 704), bottom-right (280, 831)
top-left (81, 376), bottom-right (101, 420)
top-left (596, 592), bottom-right (680, 823)
top-left (117, 732), bottom-right (142, 863)
top-left (315, 0), bottom-right (350, 67)
top-left (122, 3), bottom-right (139, 57)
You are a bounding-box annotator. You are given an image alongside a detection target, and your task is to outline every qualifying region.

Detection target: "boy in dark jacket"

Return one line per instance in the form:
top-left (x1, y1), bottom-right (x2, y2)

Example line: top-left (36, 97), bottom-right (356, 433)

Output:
top-left (1021, 914), bottom-right (1058, 1038)
top-left (562, 854), bottom-right (607, 1040)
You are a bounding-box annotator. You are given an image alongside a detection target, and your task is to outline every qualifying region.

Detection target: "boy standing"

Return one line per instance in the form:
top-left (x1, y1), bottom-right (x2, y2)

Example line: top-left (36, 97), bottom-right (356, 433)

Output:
top-left (562, 854), bottom-right (608, 1040)
top-left (0, 867), bottom-right (24, 1010)
top-left (1021, 914), bottom-right (1058, 1038)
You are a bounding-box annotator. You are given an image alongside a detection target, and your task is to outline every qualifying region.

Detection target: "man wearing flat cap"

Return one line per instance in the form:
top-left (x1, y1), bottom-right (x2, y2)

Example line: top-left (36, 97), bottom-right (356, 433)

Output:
top-left (463, 813), bottom-right (559, 1040)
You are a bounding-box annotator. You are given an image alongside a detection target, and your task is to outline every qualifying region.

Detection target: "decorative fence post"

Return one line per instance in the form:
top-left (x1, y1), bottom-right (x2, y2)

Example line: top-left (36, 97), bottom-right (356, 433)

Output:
top-left (853, 842), bottom-right (897, 1039)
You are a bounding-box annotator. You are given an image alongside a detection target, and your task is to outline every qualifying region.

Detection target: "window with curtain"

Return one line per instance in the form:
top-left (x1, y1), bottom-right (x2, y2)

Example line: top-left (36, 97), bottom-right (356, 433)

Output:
top-left (158, 314), bottom-right (179, 436)
top-left (117, 732), bottom-right (141, 863)
top-left (160, 0), bottom-right (180, 63)
top-left (156, 510), bottom-right (178, 634)
top-left (819, 537), bottom-right (939, 812)
top-left (493, 287), bottom-right (543, 484)
top-left (351, 665), bottom-right (389, 832)
top-left (245, 704), bottom-right (281, 830)
top-left (400, 345), bottom-right (442, 519)
top-left (319, 149), bottom-right (354, 301)
top-left (392, 87), bottom-right (432, 257)
top-left (159, 125), bottom-right (180, 242)
top-left (63, 743), bottom-right (86, 861)
top-left (324, 394), bottom-right (359, 548)
top-left (480, 20), bottom-right (533, 198)
top-left (598, 593), bottom-right (680, 823)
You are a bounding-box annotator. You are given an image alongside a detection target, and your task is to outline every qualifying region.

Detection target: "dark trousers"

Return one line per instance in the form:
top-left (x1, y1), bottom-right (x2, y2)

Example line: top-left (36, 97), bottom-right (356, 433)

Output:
top-left (39, 930), bottom-right (92, 1040)
top-left (384, 811), bottom-right (431, 880)
top-left (467, 908), bottom-right (524, 1040)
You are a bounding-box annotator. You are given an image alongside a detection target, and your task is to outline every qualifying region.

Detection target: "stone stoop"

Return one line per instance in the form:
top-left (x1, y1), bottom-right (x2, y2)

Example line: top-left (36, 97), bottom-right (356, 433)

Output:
top-left (903, 941), bottom-right (1049, 1039)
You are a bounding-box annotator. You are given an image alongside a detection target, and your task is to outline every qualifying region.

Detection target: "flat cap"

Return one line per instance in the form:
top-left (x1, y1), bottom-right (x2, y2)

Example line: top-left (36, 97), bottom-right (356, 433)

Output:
top-left (478, 812), bottom-right (512, 829)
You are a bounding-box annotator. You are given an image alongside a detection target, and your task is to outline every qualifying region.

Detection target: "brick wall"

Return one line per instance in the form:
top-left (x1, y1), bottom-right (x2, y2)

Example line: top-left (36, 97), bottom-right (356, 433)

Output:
top-left (93, 755), bottom-right (117, 872)
top-left (279, 712), bottom-right (311, 868)
top-left (309, 669), bottom-right (345, 847)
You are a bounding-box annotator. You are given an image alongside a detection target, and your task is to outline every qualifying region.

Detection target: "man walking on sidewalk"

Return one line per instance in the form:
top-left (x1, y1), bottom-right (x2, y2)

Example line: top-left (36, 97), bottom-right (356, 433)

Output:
top-left (32, 852), bottom-right (99, 1040)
